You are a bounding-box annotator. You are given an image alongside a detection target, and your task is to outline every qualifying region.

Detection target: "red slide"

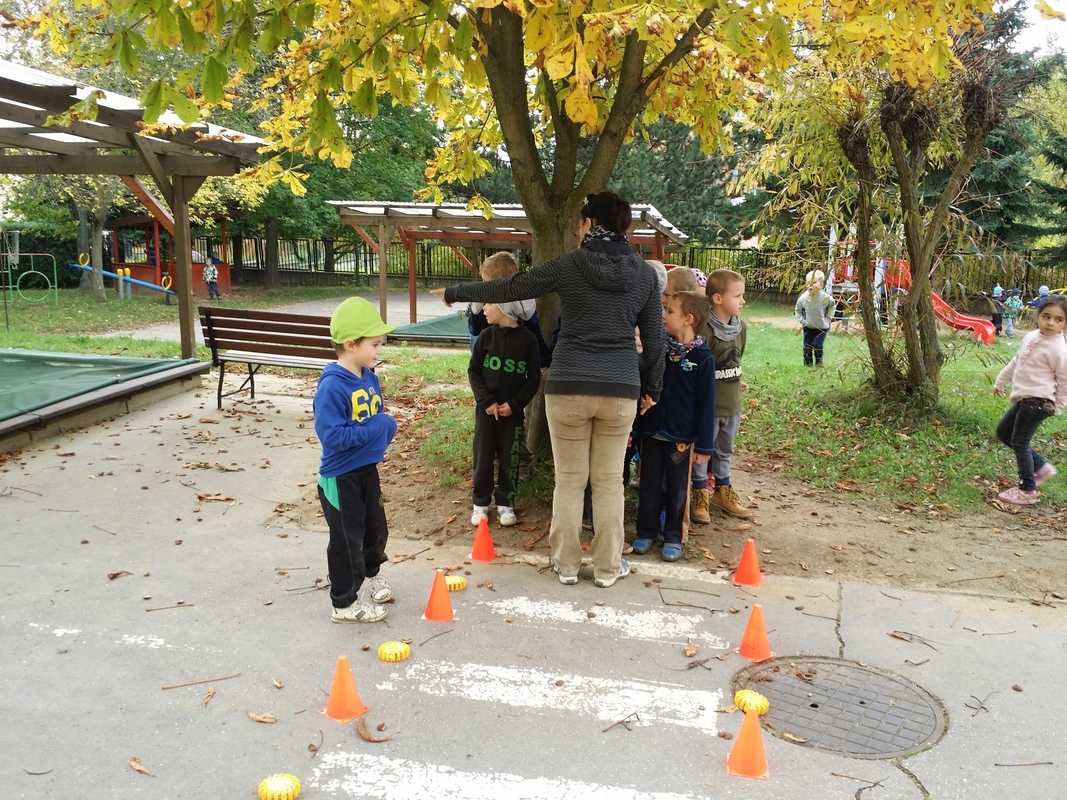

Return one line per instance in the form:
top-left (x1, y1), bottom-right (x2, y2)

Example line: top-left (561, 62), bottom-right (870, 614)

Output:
top-left (930, 292), bottom-right (996, 345)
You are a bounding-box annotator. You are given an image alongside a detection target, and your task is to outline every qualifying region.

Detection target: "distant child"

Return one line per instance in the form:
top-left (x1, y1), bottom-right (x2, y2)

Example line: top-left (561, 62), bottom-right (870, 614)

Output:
top-left (990, 284), bottom-right (1005, 336)
top-left (466, 252), bottom-right (551, 364)
top-left (468, 302), bottom-right (542, 527)
top-left (691, 269), bottom-right (752, 522)
top-left (664, 265), bottom-right (700, 297)
top-left (632, 291), bottom-right (715, 561)
top-left (1028, 285), bottom-right (1051, 309)
top-left (992, 295), bottom-right (1067, 506)
top-left (313, 298), bottom-right (398, 623)
top-left (1004, 289), bottom-right (1024, 337)
top-left (203, 258), bottom-right (220, 300)
top-left (794, 269), bottom-right (836, 367)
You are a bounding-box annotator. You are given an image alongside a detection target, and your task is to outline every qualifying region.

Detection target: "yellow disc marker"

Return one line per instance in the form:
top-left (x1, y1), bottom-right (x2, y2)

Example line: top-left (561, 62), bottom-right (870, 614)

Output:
top-left (377, 640), bottom-right (412, 663)
top-left (733, 689), bottom-right (770, 716)
top-left (258, 773), bottom-right (301, 800)
top-left (445, 574), bottom-right (467, 592)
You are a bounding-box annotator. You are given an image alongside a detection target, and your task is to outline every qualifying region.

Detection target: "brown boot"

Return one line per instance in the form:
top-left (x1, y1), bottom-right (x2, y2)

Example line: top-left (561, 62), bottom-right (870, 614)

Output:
top-left (689, 487), bottom-right (711, 525)
top-left (709, 485), bottom-right (753, 519)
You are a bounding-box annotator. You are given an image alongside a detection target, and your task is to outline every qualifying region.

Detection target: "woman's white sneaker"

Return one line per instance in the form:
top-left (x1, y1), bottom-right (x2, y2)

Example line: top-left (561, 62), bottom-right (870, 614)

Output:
top-left (331, 600), bottom-right (388, 623)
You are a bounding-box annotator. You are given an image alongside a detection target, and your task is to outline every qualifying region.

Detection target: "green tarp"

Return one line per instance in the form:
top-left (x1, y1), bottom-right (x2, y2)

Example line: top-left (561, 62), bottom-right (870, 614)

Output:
top-left (390, 312), bottom-right (470, 344)
top-left (0, 349), bottom-right (199, 422)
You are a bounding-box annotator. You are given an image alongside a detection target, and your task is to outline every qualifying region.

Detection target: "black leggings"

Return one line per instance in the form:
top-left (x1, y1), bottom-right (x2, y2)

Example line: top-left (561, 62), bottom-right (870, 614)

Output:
top-left (995, 399), bottom-right (1053, 490)
top-left (803, 327), bottom-right (828, 366)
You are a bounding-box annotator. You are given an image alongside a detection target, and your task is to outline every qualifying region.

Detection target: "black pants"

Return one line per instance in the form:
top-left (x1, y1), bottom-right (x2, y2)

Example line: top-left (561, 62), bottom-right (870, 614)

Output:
top-left (207, 280), bottom-right (220, 300)
top-left (472, 405), bottom-right (518, 507)
top-left (636, 438), bottom-right (692, 545)
top-left (996, 399), bottom-right (1053, 490)
top-left (992, 314), bottom-right (1002, 336)
top-left (318, 465), bottom-right (388, 609)
top-left (803, 327), bottom-right (828, 366)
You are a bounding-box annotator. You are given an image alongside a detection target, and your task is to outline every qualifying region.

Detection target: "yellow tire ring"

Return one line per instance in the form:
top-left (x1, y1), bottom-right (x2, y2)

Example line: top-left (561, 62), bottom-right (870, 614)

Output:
top-left (734, 689), bottom-right (770, 715)
top-left (160, 275), bottom-right (173, 290)
top-left (377, 640), bottom-right (412, 663)
top-left (445, 574), bottom-right (467, 592)
top-left (258, 773), bottom-right (301, 800)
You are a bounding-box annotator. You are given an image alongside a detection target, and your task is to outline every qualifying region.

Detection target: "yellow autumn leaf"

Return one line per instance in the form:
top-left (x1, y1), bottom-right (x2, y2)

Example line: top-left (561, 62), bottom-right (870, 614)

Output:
top-left (1037, 0), bottom-right (1065, 20)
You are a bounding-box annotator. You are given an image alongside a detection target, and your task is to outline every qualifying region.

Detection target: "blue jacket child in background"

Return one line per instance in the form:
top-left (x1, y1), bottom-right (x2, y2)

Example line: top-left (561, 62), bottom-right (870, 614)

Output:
top-left (314, 297), bottom-right (398, 624)
top-left (632, 290), bottom-right (716, 562)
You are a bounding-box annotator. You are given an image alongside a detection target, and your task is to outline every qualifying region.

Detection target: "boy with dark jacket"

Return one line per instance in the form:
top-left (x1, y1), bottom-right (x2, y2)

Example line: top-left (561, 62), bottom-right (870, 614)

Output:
top-left (469, 301), bottom-right (542, 528)
top-left (632, 291), bottom-right (715, 561)
top-left (313, 298), bottom-right (397, 624)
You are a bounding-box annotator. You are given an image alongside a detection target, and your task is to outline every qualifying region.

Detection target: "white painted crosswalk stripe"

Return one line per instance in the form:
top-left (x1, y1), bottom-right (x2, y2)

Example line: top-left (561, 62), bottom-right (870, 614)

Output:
top-left (479, 595), bottom-right (730, 648)
top-left (309, 752), bottom-right (713, 799)
top-left (377, 659), bottom-right (723, 735)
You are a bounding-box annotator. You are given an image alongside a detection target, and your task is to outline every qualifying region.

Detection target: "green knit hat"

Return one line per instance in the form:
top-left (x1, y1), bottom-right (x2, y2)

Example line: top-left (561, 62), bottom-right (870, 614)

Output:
top-left (330, 297), bottom-right (393, 343)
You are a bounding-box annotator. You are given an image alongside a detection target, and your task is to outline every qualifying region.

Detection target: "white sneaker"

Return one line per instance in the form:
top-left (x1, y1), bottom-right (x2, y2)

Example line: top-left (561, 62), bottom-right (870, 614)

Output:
top-left (498, 506), bottom-right (517, 527)
top-left (594, 558), bottom-right (632, 589)
top-left (471, 505), bottom-right (489, 526)
top-left (366, 575), bottom-right (393, 604)
top-left (551, 559), bottom-right (578, 586)
top-left (331, 600), bottom-right (388, 624)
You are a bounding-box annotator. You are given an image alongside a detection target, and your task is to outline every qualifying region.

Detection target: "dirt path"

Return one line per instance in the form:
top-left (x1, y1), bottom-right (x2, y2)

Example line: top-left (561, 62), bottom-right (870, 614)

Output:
top-left (279, 375), bottom-right (1066, 601)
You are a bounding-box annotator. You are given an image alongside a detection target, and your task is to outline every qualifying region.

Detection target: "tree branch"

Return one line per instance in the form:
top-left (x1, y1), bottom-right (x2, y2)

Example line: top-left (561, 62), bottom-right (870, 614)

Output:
top-left (640, 7), bottom-right (716, 93)
top-left (543, 70), bottom-right (579, 205)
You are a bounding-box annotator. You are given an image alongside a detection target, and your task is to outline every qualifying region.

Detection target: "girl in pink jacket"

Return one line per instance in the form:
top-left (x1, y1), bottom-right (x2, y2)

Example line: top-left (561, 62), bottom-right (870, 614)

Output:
top-left (993, 295), bottom-right (1067, 505)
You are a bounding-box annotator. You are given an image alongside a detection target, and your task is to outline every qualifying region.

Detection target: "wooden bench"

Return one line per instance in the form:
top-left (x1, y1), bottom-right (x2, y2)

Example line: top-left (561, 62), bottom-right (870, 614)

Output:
top-left (199, 307), bottom-right (336, 408)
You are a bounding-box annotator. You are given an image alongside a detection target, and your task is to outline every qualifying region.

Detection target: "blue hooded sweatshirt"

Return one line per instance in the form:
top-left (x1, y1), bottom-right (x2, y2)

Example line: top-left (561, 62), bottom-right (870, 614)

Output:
top-left (313, 362), bottom-right (397, 477)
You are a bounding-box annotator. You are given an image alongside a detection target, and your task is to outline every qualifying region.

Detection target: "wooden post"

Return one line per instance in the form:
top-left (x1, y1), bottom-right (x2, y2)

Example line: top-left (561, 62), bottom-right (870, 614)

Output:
top-left (172, 175), bottom-right (196, 359)
top-left (152, 220), bottom-right (162, 284)
top-left (654, 232), bottom-right (666, 262)
top-left (377, 223), bottom-right (395, 323)
top-left (405, 232), bottom-right (417, 324)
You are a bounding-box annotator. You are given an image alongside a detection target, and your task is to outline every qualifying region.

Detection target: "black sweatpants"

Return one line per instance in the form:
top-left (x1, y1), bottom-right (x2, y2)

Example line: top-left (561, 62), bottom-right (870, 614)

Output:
top-left (318, 465), bottom-right (389, 609)
top-left (472, 405), bottom-right (519, 508)
top-left (636, 437), bottom-right (692, 545)
top-left (995, 398), bottom-right (1053, 491)
top-left (803, 326), bottom-right (828, 366)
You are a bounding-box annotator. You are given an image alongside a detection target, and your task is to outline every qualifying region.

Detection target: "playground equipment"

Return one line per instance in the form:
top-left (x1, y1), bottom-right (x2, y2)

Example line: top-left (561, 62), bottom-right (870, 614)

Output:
top-left (2, 227), bottom-right (60, 331)
top-left (68, 257), bottom-right (176, 298)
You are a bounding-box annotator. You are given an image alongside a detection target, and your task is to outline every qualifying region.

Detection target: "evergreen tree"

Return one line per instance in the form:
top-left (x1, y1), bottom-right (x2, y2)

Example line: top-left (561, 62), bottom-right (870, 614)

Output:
top-left (1033, 129), bottom-right (1067, 267)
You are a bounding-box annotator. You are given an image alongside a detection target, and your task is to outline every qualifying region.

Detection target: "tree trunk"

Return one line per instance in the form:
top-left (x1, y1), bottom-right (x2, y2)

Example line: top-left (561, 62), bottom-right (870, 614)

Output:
top-left (231, 235), bottom-right (244, 284)
top-left (89, 217), bottom-right (106, 302)
top-left (264, 218), bottom-right (279, 289)
top-left (324, 238), bottom-right (335, 273)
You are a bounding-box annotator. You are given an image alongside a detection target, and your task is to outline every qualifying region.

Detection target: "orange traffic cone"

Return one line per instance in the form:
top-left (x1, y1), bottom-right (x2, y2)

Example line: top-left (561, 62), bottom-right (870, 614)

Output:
top-left (422, 568), bottom-right (455, 622)
top-left (732, 538), bottom-right (763, 587)
top-left (726, 709), bottom-right (768, 779)
top-left (470, 517), bottom-right (496, 561)
top-left (322, 656), bottom-right (368, 722)
top-left (737, 604), bottom-right (774, 662)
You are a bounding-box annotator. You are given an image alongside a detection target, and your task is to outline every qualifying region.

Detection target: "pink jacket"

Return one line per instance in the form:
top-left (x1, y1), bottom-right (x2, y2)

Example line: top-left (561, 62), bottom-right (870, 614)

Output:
top-left (995, 330), bottom-right (1067, 414)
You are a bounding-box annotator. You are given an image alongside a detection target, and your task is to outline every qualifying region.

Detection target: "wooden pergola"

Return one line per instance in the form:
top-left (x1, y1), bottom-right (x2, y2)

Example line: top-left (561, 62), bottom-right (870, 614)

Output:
top-left (0, 60), bottom-right (262, 358)
top-left (328, 201), bottom-right (689, 324)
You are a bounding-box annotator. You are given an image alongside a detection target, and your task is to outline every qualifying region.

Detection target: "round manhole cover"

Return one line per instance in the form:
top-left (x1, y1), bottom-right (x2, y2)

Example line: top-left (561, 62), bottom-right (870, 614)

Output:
top-left (732, 656), bottom-right (947, 759)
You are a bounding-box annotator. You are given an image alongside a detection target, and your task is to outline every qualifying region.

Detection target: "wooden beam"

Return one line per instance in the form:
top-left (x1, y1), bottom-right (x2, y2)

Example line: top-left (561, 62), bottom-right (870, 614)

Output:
top-left (120, 176), bottom-right (175, 236)
top-left (446, 244), bottom-right (480, 278)
top-left (171, 174), bottom-right (196, 359)
top-left (378, 223), bottom-right (395, 323)
top-left (128, 133), bottom-right (172, 206)
top-left (406, 235), bottom-right (418, 324)
top-left (0, 154), bottom-right (243, 176)
top-left (0, 130), bottom-right (86, 155)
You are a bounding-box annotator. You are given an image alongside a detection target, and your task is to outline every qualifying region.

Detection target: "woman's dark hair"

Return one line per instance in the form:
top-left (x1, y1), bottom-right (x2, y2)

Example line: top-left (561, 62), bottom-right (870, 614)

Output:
top-left (1037, 294), bottom-right (1067, 317)
top-left (581, 191), bottom-right (632, 236)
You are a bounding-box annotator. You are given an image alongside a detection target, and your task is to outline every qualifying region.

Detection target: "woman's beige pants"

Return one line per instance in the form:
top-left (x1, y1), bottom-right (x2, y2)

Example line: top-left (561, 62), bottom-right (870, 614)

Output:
top-left (545, 394), bottom-right (637, 584)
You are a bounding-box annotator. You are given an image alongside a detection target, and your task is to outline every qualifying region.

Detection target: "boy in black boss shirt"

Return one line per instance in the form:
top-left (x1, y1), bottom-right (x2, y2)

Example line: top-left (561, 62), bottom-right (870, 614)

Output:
top-left (469, 301), bottom-right (542, 528)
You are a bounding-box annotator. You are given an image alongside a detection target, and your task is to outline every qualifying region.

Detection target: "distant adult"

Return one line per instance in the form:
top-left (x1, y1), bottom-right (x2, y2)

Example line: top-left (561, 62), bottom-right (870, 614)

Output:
top-left (434, 192), bottom-right (664, 588)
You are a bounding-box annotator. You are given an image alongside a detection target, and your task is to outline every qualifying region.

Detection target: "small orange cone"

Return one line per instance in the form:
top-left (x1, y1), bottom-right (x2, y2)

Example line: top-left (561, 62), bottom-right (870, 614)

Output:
top-left (732, 538), bottom-right (763, 587)
top-left (726, 709), bottom-right (769, 779)
top-left (322, 656), bottom-right (368, 722)
top-left (422, 569), bottom-right (455, 621)
top-left (470, 517), bottom-right (496, 561)
top-left (737, 604), bottom-right (774, 662)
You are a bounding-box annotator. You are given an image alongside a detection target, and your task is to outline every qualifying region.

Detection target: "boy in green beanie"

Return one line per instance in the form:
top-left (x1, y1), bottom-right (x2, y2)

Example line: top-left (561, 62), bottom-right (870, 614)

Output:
top-left (314, 298), bottom-right (397, 623)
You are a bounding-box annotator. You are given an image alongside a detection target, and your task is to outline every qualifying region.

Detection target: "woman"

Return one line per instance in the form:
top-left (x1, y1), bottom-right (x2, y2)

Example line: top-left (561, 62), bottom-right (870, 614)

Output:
top-left (434, 192), bottom-right (664, 588)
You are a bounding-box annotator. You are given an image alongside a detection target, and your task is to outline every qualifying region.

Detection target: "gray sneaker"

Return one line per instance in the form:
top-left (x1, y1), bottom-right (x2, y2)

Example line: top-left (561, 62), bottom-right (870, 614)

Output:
top-left (366, 575), bottom-right (393, 604)
top-left (331, 600), bottom-right (388, 623)
top-left (594, 558), bottom-right (632, 589)
top-left (551, 559), bottom-right (578, 586)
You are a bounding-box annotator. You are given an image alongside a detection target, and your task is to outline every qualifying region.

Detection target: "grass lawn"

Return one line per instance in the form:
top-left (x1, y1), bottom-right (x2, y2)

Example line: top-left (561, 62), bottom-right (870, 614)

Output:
top-left (0, 285), bottom-right (364, 358)
top-left (381, 306), bottom-right (1065, 514)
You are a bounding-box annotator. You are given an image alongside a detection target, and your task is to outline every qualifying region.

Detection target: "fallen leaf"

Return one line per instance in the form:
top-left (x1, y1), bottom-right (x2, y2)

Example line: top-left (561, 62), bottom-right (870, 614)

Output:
top-left (683, 640), bottom-right (699, 658)
top-left (355, 717), bottom-right (391, 743)
top-left (1012, 684), bottom-right (1023, 692)
top-left (196, 493), bottom-right (234, 503)
top-left (782, 732), bottom-right (808, 743)
top-left (272, 678), bottom-right (284, 689)
top-left (128, 756), bottom-right (154, 776)
top-left (198, 417), bottom-right (218, 424)
top-left (376, 722), bottom-right (387, 732)
top-left (201, 687), bottom-right (215, 706)
top-left (446, 514), bottom-right (458, 524)
top-left (107, 570), bottom-right (132, 581)
top-left (248, 712), bottom-right (277, 724)
top-left (717, 730), bottom-right (734, 740)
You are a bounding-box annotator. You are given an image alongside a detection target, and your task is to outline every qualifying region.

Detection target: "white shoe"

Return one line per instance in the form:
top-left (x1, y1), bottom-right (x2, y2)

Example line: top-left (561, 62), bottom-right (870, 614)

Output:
top-left (366, 575), bottom-right (393, 604)
top-left (331, 600), bottom-right (388, 623)
top-left (471, 505), bottom-right (489, 526)
top-left (498, 506), bottom-right (517, 527)
top-left (551, 559), bottom-right (578, 586)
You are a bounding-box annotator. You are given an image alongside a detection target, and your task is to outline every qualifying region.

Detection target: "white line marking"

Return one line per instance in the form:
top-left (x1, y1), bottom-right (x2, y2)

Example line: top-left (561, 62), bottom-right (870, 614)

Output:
top-left (116, 633), bottom-right (171, 649)
top-left (376, 660), bottom-right (722, 735)
top-left (28, 623), bottom-right (81, 637)
top-left (480, 595), bottom-right (729, 648)
top-left (310, 752), bottom-right (712, 799)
